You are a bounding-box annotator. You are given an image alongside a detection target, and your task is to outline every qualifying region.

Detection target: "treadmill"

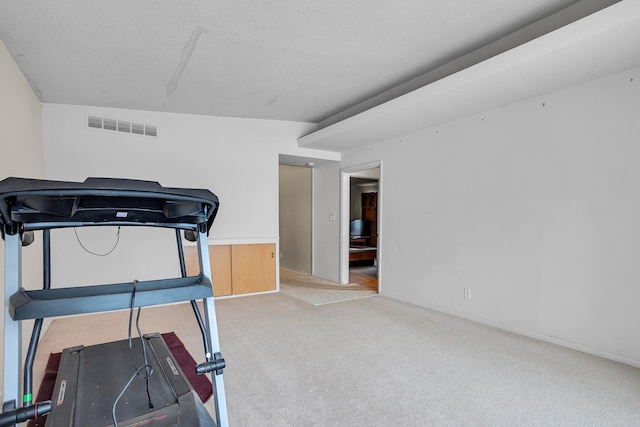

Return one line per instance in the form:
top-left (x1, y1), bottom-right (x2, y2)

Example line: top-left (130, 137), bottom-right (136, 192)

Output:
top-left (0, 177), bottom-right (228, 427)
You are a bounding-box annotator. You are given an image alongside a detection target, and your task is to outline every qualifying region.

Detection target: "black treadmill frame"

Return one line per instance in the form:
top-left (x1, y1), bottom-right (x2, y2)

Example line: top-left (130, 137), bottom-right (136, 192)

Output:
top-left (0, 177), bottom-right (228, 427)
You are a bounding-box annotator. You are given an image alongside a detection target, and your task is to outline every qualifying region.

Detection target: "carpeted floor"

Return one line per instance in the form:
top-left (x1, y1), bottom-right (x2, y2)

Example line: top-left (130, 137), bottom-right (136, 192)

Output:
top-left (279, 269), bottom-right (377, 305)
top-left (216, 293), bottom-right (640, 426)
top-left (32, 291), bottom-right (640, 426)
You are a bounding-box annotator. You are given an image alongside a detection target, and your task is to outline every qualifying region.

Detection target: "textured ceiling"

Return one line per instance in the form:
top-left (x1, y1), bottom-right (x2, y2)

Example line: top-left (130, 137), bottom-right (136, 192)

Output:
top-left (0, 0), bottom-right (597, 125)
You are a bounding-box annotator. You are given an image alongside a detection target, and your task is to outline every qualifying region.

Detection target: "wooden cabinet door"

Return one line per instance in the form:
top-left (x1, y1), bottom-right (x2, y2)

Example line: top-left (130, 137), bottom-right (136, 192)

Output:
top-left (231, 243), bottom-right (276, 294)
top-left (184, 244), bottom-right (232, 296)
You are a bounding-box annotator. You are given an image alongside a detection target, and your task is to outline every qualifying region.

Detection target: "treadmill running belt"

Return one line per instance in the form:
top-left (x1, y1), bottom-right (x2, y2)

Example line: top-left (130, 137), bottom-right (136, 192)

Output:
top-left (44, 334), bottom-right (215, 427)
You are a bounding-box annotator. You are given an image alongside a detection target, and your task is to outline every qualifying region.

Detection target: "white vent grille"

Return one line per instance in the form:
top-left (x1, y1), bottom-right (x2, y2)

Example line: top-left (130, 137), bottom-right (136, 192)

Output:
top-left (117, 120), bottom-right (131, 133)
top-left (87, 115), bottom-right (157, 137)
top-left (87, 116), bottom-right (102, 128)
top-left (131, 122), bottom-right (144, 135)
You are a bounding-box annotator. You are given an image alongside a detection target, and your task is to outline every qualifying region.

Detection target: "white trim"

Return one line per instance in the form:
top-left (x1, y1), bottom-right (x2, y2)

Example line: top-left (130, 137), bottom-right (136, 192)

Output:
top-left (310, 167), bottom-right (315, 276)
top-left (215, 290), bottom-right (279, 300)
top-left (340, 171), bottom-right (349, 284)
top-left (383, 294), bottom-right (640, 369)
top-left (340, 161), bottom-right (382, 288)
top-left (341, 161), bottom-right (382, 174)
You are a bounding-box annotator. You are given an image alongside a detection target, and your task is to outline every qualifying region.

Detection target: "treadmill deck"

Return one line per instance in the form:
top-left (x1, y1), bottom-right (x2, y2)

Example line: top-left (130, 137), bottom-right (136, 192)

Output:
top-left (45, 334), bottom-right (214, 427)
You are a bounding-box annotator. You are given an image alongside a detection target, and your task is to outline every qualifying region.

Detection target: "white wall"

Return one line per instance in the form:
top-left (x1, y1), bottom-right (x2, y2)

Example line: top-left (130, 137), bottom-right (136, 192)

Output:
top-left (0, 40), bottom-right (44, 402)
top-left (41, 104), bottom-right (332, 287)
top-left (0, 40), bottom-right (44, 279)
top-left (312, 162), bottom-right (342, 281)
top-left (316, 66), bottom-right (640, 366)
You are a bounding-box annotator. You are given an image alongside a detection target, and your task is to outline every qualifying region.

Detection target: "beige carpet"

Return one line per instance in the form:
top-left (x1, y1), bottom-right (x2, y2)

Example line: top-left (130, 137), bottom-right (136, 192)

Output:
top-left (33, 293), bottom-right (640, 426)
top-left (218, 294), bottom-right (640, 426)
top-left (279, 269), bottom-right (377, 305)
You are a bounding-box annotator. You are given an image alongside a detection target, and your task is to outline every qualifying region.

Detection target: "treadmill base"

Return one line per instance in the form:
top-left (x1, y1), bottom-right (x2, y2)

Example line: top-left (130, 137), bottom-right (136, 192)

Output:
top-left (45, 333), bottom-right (216, 427)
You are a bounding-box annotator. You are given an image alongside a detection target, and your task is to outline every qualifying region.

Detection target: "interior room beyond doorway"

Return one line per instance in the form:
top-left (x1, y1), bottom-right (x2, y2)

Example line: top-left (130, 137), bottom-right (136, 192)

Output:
top-left (348, 168), bottom-right (379, 291)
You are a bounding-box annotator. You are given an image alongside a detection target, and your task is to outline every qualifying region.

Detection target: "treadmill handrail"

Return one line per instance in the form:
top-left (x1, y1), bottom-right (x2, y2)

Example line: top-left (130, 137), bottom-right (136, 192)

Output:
top-left (9, 275), bottom-right (213, 320)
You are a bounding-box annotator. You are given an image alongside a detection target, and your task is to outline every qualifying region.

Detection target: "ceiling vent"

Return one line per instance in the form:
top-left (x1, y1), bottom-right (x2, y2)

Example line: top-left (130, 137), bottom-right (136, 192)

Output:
top-left (87, 115), bottom-right (157, 137)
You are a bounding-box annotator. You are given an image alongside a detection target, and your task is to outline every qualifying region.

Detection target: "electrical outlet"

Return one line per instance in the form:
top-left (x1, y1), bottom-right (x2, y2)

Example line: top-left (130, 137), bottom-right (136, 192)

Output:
top-left (464, 288), bottom-right (471, 299)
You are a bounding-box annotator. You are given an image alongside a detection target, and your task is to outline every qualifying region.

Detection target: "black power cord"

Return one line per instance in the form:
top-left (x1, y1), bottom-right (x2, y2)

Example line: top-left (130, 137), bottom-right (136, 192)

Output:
top-left (73, 226), bottom-right (121, 256)
top-left (112, 280), bottom-right (154, 427)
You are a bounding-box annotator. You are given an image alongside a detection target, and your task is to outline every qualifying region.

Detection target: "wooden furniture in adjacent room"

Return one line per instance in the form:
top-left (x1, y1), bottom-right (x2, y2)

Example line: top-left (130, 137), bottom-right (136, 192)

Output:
top-left (349, 191), bottom-right (378, 266)
top-left (361, 192), bottom-right (378, 247)
top-left (349, 246), bottom-right (377, 263)
top-left (349, 237), bottom-right (367, 246)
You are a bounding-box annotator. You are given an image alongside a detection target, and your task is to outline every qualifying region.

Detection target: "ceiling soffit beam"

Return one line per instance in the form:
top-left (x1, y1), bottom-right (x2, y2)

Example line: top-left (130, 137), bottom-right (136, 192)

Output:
top-left (298, 0), bottom-right (639, 151)
top-left (315, 0), bottom-right (621, 131)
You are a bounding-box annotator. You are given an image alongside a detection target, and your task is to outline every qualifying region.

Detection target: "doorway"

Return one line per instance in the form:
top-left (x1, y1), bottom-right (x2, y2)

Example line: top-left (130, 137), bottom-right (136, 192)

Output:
top-left (341, 162), bottom-right (381, 292)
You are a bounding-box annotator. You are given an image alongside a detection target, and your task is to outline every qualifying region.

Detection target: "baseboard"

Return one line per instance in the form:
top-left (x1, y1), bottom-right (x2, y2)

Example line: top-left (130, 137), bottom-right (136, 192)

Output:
top-left (215, 289), bottom-right (279, 300)
top-left (382, 293), bottom-right (640, 369)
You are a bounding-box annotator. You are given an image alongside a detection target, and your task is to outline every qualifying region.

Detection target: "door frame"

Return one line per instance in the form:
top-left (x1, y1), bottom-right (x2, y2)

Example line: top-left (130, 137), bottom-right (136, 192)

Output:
top-left (340, 161), bottom-right (382, 288)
